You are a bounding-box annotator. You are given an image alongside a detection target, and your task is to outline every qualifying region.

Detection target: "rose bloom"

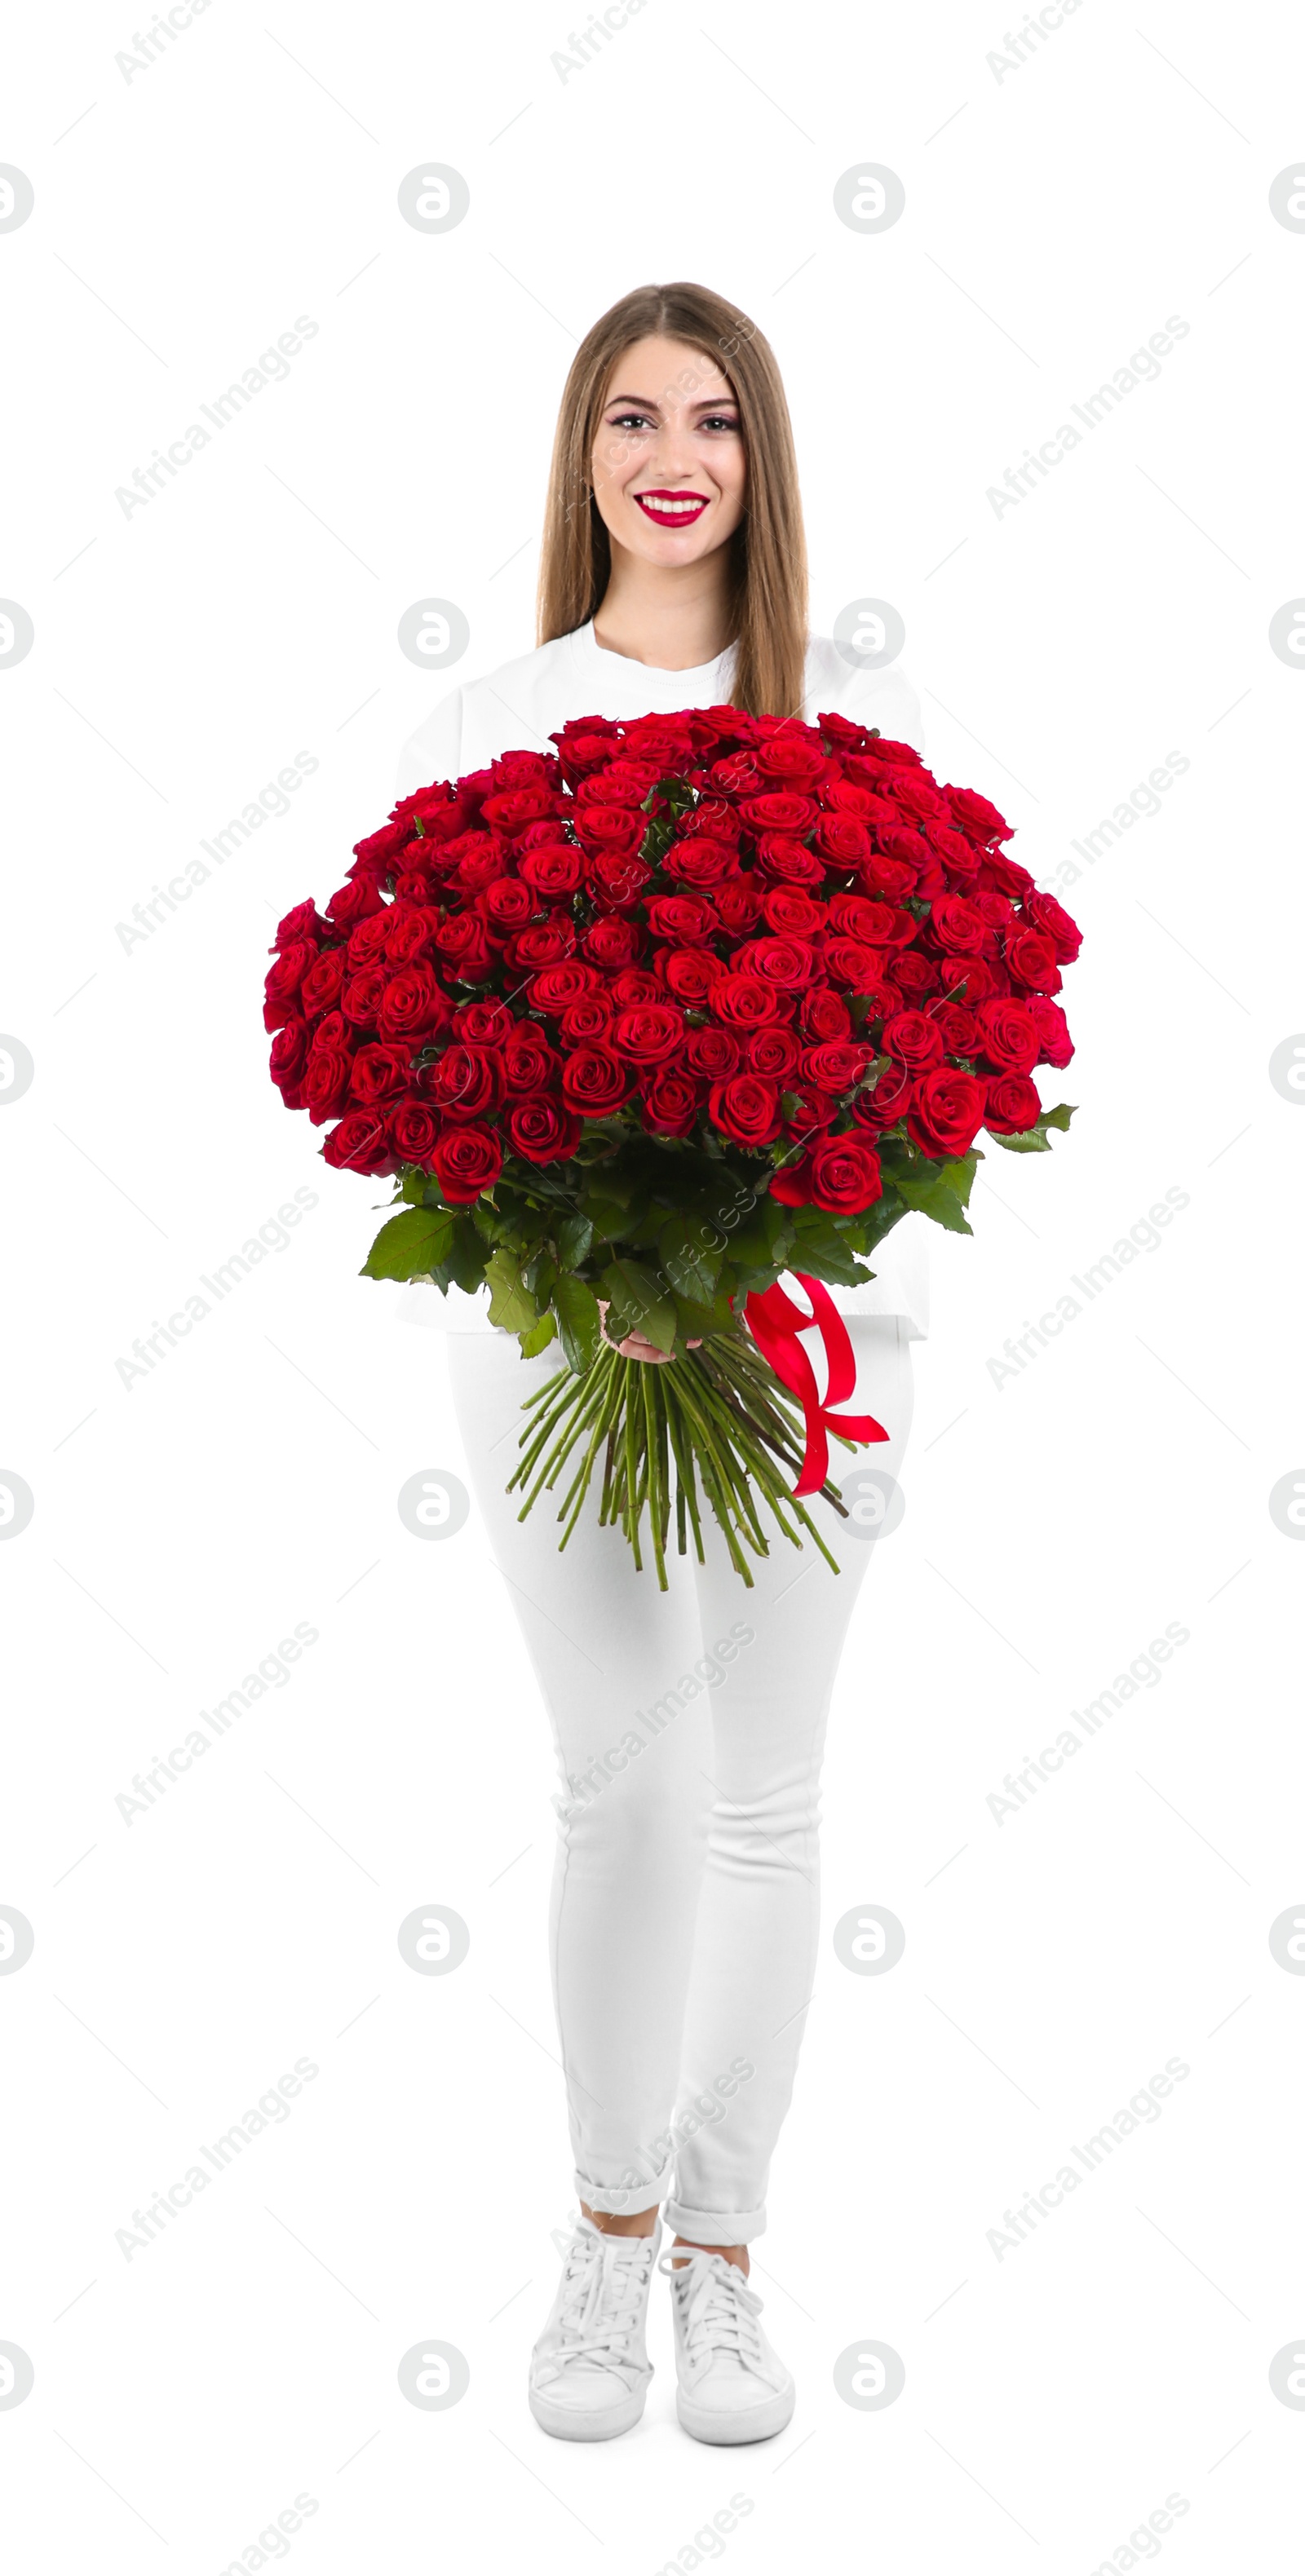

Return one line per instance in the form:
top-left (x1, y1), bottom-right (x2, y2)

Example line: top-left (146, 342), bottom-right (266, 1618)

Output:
top-left (560, 1045), bottom-right (636, 1116)
top-left (574, 804), bottom-right (644, 854)
top-left (739, 790), bottom-right (820, 834)
top-left (274, 899), bottom-right (326, 946)
top-left (263, 939), bottom-right (316, 1030)
top-left (519, 842), bottom-right (585, 899)
top-left (711, 879), bottom-right (766, 935)
top-left (907, 1066), bottom-right (986, 1158)
top-left (823, 936), bottom-right (888, 991)
top-left (1004, 928), bottom-right (1062, 993)
top-left (325, 877), bottom-right (384, 930)
top-left (975, 996), bottom-right (1041, 1074)
top-left (666, 835), bottom-right (737, 889)
top-left (377, 965), bottom-right (447, 1042)
top-left (322, 1110), bottom-right (396, 1176)
top-left (737, 935), bottom-right (816, 991)
top-left (639, 1062), bottom-right (700, 1138)
top-left (806, 1133), bottom-right (883, 1213)
top-left (583, 914), bottom-right (645, 970)
top-left (454, 998), bottom-right (512, 1047)
top-left (646, 893), bottom-right (719, 945)
top-left (431, 1121), bottom-right (502, 1204)
top-left (419, 1044), bottom-right (503, 1122)
top-left (800, 986), bottom-right (852, 1042)
top-left (813, 813), bottom-right (871, 868)
top-left (763, 886), bottom-right (826, 937)
top-left (686, 1025), bottom-right (741, 1080)
top-left (610, 1003), bottom-right (686, 1066)
top-left (347, 912), bottom-right (392, 967)
top-left (389, 1100), bottom-right (442, 1168)
top-left (746, 1025), bottom-right (802, 1081)
top-left (268, 1018), bottom-right (310, 1094)
top-left (1029, 996), bottom-right (1074, 1068)
top-left (984, 1072), bottom-right (1042, 1133)
top-left (480, 877), bottom-right (537, 933)
top-left (559, 996), bottom-right (614, 1043)
top-left (929, 952), bottom-right (990, 1002)
top-left (709, 1075), bottom-right (783, 1148)
top-left (505, 919), bottom-right (576, 970)
top-left (754, 833), bottom-right (825, 887)
top-left (1023, 890), bottom-right (1082, 961)
top-left (657, 945), bottom-right (719, 1008)
top-left (299, 948), bottom-right (347, 1015)
top-left (302, 1045), bottom-right (353, 1125)
top-left (528, 961), bottom-right (602, 1014)
top-left (385, 907), bottom-right (440, 965)
top-left (851, 1062), bottom-right (914, 1131)
top-left (800, 1039), bottom-right (870, 1092)
top-left (881, 1009), bottom-right (945, 1073)
top-left (948, 784), bottom-right (1011, 844)
top-left (349, 1042), bottom-right (412, 1109)
top-left (502, 1028), bottom-right (560, 1094)
top-left (710, 972), bottom-right (785, 1030)
top-left (586, 846), bottom-right (653, 908)
top-left (506, 1094), bottom-right (582, 1162)
top-left (932, 1001), bottom-right (980, 1055)
top-left (755, 734), bottom-right (828, 785)
top-left (434, 914), bottom-right (494, 979)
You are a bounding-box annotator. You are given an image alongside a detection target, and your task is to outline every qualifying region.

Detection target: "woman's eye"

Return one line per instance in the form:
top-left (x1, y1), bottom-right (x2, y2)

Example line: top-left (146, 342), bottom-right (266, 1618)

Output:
top-left (701, 415), bottom-right (740, 433)
top-left (608, 411), bottom-right (652, 431)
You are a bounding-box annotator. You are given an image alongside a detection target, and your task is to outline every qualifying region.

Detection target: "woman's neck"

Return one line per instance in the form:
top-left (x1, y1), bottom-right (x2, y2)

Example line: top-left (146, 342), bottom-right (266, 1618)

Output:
top-left (591, 540), bottom-right (736, 672)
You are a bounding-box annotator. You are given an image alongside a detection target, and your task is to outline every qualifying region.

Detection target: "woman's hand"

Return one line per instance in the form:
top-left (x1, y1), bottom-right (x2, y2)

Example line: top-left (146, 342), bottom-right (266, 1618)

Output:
top-left (595, 1298), bottom-right (701, 1366)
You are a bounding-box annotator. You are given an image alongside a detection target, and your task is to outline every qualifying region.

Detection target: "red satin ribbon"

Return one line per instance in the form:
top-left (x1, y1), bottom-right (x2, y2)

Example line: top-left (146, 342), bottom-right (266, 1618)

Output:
top-left (743, 1273), bottom-right (889, 1498)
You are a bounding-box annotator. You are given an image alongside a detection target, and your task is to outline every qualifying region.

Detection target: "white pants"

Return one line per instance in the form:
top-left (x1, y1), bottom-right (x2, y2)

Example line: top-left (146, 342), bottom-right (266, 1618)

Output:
top-left (449, 1316), bottom-right (914, 2244)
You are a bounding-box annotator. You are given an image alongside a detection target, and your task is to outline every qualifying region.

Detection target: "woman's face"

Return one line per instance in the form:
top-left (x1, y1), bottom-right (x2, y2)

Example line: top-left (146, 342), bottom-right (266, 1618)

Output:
top-left (591, 334), bottom-right (746, 566)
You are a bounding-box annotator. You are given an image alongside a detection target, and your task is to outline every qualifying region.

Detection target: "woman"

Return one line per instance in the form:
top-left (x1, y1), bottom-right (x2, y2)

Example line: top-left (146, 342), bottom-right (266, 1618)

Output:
top-left (396, 282), bottom-right (927, 2446)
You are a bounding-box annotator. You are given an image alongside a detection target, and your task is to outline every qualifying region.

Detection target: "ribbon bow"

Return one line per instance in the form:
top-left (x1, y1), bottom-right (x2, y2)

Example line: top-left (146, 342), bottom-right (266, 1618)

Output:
top-left (742, 1272), bottom-right (888, 1498)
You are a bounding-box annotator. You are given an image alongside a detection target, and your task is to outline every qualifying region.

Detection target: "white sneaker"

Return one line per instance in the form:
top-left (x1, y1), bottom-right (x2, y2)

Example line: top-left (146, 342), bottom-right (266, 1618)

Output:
top-left (660, 2247), bottom-right (796, 2444)
top-left (529, 2216), bottom-right (661, 2441)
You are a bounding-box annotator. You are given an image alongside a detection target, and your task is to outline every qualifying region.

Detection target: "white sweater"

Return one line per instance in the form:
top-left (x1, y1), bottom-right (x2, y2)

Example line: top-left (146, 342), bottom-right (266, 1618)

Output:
top-left (394, 623), bottom-right (930, 1337)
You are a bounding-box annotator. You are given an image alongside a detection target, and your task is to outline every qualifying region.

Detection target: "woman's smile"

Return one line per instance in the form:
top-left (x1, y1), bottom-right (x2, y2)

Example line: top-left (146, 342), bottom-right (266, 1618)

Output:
top-left (633, 489), bottom-right (710, 527)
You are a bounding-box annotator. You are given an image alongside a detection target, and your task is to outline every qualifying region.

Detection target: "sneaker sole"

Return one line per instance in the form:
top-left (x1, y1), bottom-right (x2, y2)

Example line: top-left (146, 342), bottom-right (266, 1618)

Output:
top-left (675, 2383), bottom-right (796, 2446)
top-left (529, 2383), bottom-right (649, 2442)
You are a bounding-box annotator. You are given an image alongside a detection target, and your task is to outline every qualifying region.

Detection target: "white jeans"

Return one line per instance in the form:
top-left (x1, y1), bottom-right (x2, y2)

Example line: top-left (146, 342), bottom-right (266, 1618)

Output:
top-left (449, 1316), bottom-right (914, 2244)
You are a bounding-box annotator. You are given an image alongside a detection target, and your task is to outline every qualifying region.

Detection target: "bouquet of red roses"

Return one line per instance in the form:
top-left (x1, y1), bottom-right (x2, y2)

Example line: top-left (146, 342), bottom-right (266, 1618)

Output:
top-left (265, 705), bottom-right (1079, 1584)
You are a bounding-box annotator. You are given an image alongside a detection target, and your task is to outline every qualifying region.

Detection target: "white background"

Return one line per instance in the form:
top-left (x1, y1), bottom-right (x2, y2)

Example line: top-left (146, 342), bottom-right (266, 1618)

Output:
top-left (2, 1), bottom-right (1303, 2568)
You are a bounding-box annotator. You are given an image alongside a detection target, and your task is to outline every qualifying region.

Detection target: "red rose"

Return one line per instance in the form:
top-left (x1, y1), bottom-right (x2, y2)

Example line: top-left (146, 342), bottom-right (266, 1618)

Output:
top-left (322, 1111), bottom-right (395, 1176)
top-left (385, 907), bottom-right (441, 966)
top-left (931, 953), bottom-right (993, 1003)
top-left (349, 1042), bottom-right (412, 1109)
top-left (377, 965), bottom-right (447, 1043)
top-left (389, 1100), bottom-right (443, 1168)
top-left (737, 935), bottom-right (816, 991)
top-left (828, 892), bottom-right (897, 944)
top-left (502, 1028), bottom-right (560, 1094)
top-left (431, 1122), bottom-right (502, 1204)
top-left (274, 899), bottom-right (327, 946)
top-left (583, 914), bottom-right (645, 970)
top-left (480, 786), bottom-right (557, 832)
top-left (754, 833), bottom-right (825, 886)
top-left (709, 1076), bottom-right (782, 1147)
top-left (529, 961), bottom-right (602, 1014)
top-left (611, 1003), bottom-right (686, 1066)
top-left (393, 868), bottom-right (436, 904)
top-left (420, 1044), bottom-right (503, 1122)
top-left (610, 969), bottom-right (662, 1006)
top-left (975, 996), bottom-right (1041, 1074)
top-left (303, 1046), bottom-right (353, 1125)
top-left (505, 919), bottom-right (576, 970)
top-left (1023, 891), bottom-right (1082, 962)
top-left (685, 1026), bottom-right (741, 1080)
top-left (325, 877), bottom-right (384, 929)
top-left (347, 913), bottom-right (392, 967)
top-left (763, 886), bottom-right (825, 936)
top-left (823, 937), bottom-right (889, 992)
top-left (506, 1094), bottom-right (582, 1163)
top-left (575, 804), bottom-right (644, 854)
top-left (268, 1019), bottom-right (310, 1098)
top-left (807, 1134), bottom-right (883, 1213)
top-left (800, 986), bottom-right (852, 1042)
top-left (907, 1066), bottom-right (986, 1158)
top-left (263, 939), bottom-right (317, 1031)
top-left (885, 952), bottom-right (938, 1001)
top-left (480, 877), bottom-right (537, 932)
top-left (520, 842), bottom-right (585, 899)
top-left (586, 846), bottom-right (652, 908)
top-left (1004, 928), bottom-right (1062, 994)
top-left (933, 1001), bottom-right (980, 1055)
top-left (982, 849), bottom-right (1035, 899)
top-left (800, 1039), bottom-right (869, 1092)
top-left (984, 1073), bottom-right (1042, 1133)
top-left (710, 973), bottom-right (784, 1030)
top-left (930, 895), bottom-right (989, 954)
top-left (755, 734), bottom-right (828, 785)
top-left (434, 914), bottom-right (494, 979)
top-left (646, 893), bottom-right (719, 945)
top-left (769, 1157), bottom-right (812, 1206)
top-left (785, 1081), bottom-right (839, 1133)
top-left (560, 1046), bottom-right (635, 1116)
top-left (639, 1063), bottom-right (700, 1138)
top-left (560, 996), bottom-right (614, 1043)
top-left (666, 836), bottom-right (737, 889)
top-left (927, 824), bottom-right (981, 880)
top-left (885, 771), bottom-right (947, 824)
top-left (299, 948), bottom-right (347, 1016)
top-left (851, 1063), bottom-right (913, 1130)
top-left (813, 813), bottom-right (871, 868)
top-left (881, 1010), bottom-right (945, 1073)
top-left (711, 878), bottom-right (765, 935)
top-left (1029, 997), bottom-right (1074, 1068)
top-left (454, 998), bottom-right (513, 1048)
top-left (739, 791), bottom-right (820, 833)
top-left (746, 1026), bottom-right (801, 1081)
top-left (948, 785), bottom-right (1012, 844)
top-left (657, 945), bottom-right (719, 1008)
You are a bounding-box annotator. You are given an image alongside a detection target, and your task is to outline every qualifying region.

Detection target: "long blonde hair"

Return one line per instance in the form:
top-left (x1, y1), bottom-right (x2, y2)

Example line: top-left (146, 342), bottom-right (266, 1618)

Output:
top-left (537, 281), bottom-right (808, 719)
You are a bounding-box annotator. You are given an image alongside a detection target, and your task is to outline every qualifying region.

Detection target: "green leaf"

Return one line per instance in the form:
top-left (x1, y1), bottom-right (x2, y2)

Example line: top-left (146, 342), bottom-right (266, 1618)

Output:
top-left (582, 1196), bottom-right (631, 1241)
top-left (557, 1213), bottom-right (594, 1268)
top-left (658, 1213), bottom-right (723, 1307)
top-left (484, 1248), bottom-right (539, 1334)
top-left (913, 1186), bottom-right (974, 1234)
top-left (1046, 1101), bottom-right (1076, 1131)
top-left (519, 1312), bottom-right (558, 1359)
top-left (360, 1207), bottom-right (456, 1281)
top-left (598, 1256), bottom-right (677, 1355)
top-left (993, 1103), bottom-right (1076, 1155)
top-left (443, 1217), bottom-right (490, 1295)
top-left (786, 1208), bottom-right (871, 1284)
top-left (553, 1273), bottom-right (603, 1374)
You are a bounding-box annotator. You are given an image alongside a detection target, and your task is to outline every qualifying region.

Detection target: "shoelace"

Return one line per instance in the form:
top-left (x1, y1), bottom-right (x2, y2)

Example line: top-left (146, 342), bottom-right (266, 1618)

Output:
top-left (537, 2230), bottom-right (656, 2381)
top-left (658, 2249), bottom-right (768, 2375)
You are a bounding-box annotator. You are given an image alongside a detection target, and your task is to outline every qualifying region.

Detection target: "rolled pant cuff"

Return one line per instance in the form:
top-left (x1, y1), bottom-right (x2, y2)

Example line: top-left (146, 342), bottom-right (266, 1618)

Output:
top-left (574, 2162), bottom-right (673, 2216)
top-left (663, 2198), bottom-right (767, 2245)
